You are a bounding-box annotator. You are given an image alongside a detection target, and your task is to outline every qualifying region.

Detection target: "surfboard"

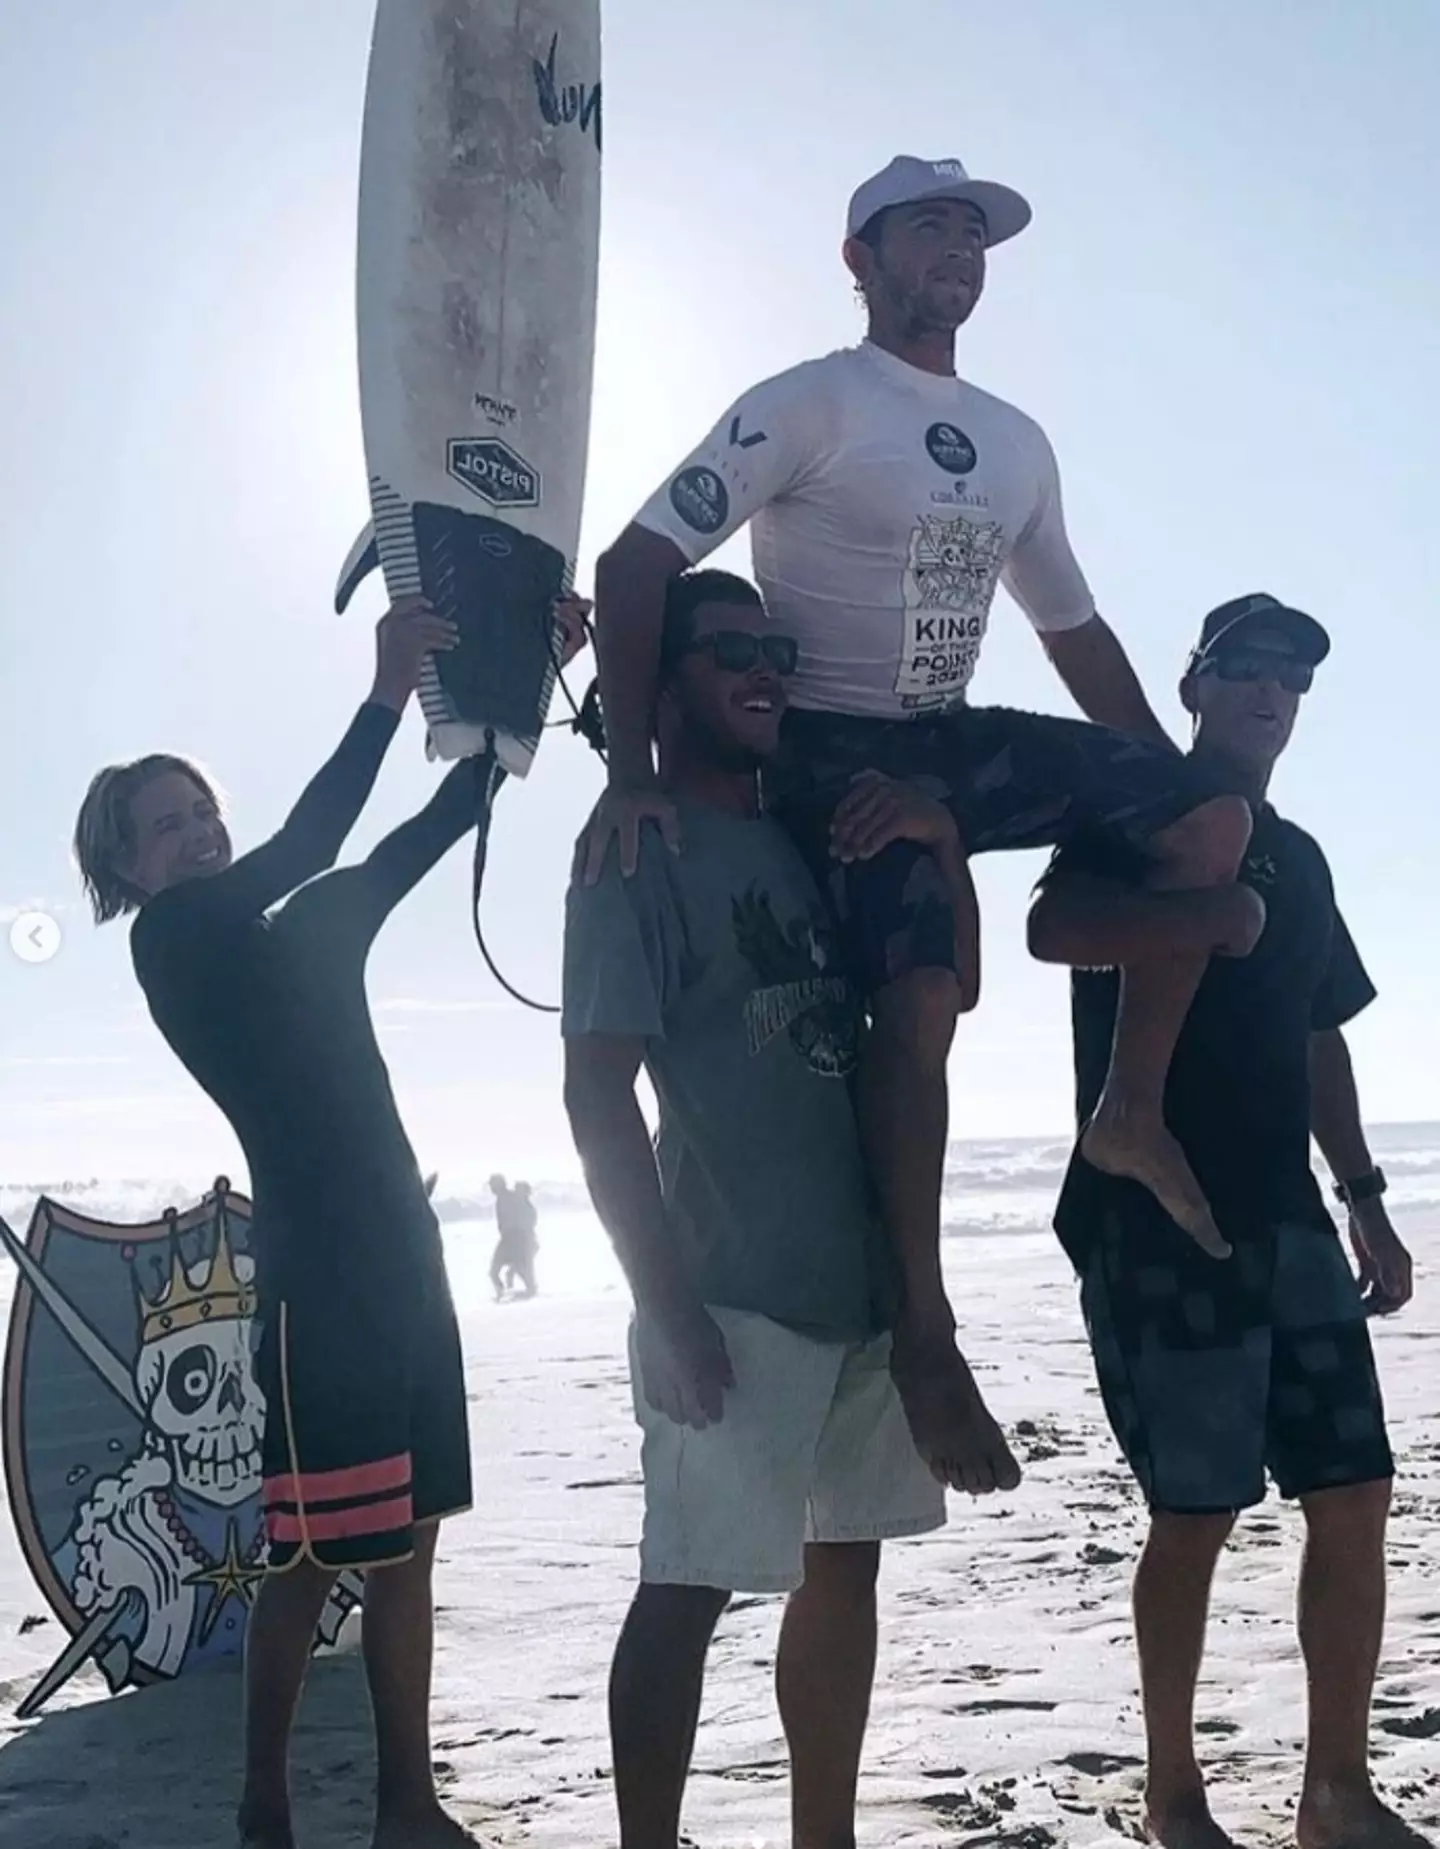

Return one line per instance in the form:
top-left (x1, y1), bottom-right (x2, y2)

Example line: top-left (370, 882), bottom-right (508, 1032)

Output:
top-left (341, 0), bottom-right (603, 776)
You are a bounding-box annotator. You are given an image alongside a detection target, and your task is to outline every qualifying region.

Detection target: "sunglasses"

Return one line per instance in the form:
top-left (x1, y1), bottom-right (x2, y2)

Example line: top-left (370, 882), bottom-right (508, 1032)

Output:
top-left (1195, 649), bottom-right (1314, 695)
top-left (679, 630), bottom-right (799, 676)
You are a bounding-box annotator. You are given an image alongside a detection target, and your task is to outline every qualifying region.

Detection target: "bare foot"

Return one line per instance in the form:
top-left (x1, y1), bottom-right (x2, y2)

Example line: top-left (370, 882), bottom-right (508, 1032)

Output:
top-left (1082, 1105), bottom-right (1231, 1259)
top-left (372, 1803), bottom-right (493, 1849)
top-left (237, 1798), bottom-right (296, 1849)
top-left (1146, 1793), bottom-right (1243, 1849)
top-left (891, 1335), bottom-right (1022, 1495)
top-left (1297, 1783), bottom-right (1436, 1849)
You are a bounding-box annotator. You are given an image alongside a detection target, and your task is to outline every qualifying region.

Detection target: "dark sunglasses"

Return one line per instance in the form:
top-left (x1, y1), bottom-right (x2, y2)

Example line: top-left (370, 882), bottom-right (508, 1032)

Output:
top-left (680, 630), bottom-right (798, 676)
top-left (1195, 649), bottom-right (1314, 695)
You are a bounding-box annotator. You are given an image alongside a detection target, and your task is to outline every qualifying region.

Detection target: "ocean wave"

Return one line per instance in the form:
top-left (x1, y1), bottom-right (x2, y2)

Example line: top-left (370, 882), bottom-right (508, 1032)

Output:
top-left (5, 1124), bottom-right (1440, 1241)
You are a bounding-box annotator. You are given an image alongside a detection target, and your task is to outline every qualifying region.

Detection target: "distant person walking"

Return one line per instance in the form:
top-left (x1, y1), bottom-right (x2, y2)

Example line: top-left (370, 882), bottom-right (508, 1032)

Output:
top-left (489, 1175), bottom-right (518, 1301)
top-left (510, 1182), bottom-right (539, 1298)
top-left (488, 1176), bottom-right (539, 1300)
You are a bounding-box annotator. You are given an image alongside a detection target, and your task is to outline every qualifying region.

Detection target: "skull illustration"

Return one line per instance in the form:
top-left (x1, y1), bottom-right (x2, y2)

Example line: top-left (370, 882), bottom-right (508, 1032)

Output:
top-left (134, 1302), bottom-right (264, 1509)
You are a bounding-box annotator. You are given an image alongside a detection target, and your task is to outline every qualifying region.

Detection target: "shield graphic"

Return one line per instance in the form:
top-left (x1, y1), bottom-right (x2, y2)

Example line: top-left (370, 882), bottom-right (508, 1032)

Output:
top-left (1, 1178), bottom-right (359, 1716)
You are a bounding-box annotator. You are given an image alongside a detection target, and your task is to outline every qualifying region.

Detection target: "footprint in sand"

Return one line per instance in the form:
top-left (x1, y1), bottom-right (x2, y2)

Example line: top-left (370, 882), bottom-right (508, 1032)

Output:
top-left (708, 1757), bottom-right (788, 1783)
top-left (963, 1831), bottom-right (1060, 1849)
top-left (917, 1790), bottom-right (1002, 1827)
top-left (1103, 1802), bottom-right (1149, 1841)
top-left (918, 1786), bottom-right (1057, 1848)
top-left (953, 1698), bottom-right (1059, 1716)
top-left (1064, 1751), bottom-right (1144, 1776)
top-left (1379, 1710), bottom-right (1440, 1739)
top-left (1013, 1417), bottom-right (1088, 1463)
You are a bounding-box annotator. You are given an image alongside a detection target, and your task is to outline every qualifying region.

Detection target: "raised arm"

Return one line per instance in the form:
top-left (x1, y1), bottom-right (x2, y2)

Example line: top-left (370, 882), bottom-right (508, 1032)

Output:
top-left (196, 702), bottom-right (401, 921)
top-left (593, 526), bottom-right (689, 793)
top-left (347, 597), bottom-right (594, 933)
top-left (581, 367), bottom-right (825, 882)
top-left (349, 756), bottom-right (495, 930)
top-left (171, 599), bottom-right (458, 923)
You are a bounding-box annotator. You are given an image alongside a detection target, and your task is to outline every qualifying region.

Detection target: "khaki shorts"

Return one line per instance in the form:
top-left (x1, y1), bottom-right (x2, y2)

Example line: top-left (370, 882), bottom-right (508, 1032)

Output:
top-left (629, 1307), bottom-right (946, 1593)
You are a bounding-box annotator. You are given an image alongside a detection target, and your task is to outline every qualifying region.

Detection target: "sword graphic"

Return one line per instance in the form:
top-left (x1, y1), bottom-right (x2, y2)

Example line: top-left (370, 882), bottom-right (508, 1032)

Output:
top-left (15, 1590), bottom-right (141, 1720)
top-left (0, 1213), bottom-right (139, 1417)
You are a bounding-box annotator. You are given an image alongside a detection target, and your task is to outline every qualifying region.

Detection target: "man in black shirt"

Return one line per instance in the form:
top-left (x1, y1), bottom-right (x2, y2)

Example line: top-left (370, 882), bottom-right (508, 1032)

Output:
top-left (74, 595), bottom-right (587, 1849)
top-left (1029, 595), bottom-right (1415, 1849)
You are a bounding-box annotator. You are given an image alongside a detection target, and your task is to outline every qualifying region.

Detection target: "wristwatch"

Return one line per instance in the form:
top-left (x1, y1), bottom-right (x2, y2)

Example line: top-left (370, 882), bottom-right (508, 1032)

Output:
top-left (1333, 1167), bottom-right (1387, 1207)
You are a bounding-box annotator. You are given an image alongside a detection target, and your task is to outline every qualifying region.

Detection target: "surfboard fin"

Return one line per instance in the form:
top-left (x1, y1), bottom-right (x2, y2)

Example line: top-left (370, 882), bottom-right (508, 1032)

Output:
top-left (334, 520), bottom-right (381, 614)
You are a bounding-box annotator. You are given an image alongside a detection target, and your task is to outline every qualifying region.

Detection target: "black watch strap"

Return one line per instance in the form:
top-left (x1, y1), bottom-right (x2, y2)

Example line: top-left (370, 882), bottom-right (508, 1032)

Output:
top-left (1333, 1167), bottom-right (1387, 1206)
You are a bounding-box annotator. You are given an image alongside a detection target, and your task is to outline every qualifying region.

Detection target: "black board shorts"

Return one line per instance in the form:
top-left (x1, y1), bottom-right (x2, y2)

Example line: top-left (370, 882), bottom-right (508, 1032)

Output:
top-left (1079, 1199), bottom-right (1393, 1514)
top-left (764, 704), bottom-right (1227, 998)
top-left (257, 1226), bottom-right (471, 1572)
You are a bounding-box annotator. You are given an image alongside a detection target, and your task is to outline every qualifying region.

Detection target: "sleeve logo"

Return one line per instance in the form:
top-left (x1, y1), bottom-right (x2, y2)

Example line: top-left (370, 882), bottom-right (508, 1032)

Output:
top-left (669, 466), bottom-right (730, 535)
top-left (728, 415), bottom-right (767, 450)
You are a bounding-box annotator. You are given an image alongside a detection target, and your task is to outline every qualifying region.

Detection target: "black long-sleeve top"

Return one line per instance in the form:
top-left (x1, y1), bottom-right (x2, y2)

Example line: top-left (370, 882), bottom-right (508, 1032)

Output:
top-left (131, 704), bottom-right (490, 1258)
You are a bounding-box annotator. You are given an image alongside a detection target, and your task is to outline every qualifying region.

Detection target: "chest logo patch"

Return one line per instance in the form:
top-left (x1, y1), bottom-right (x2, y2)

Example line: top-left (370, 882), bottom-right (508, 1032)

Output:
top-left (925, 421), bottom-right (978, 476)
top-left (732, 886), bottom-right (858, 1079)
top-left (1244, 853), bottom-right (1279, 888)
top-left (896, 513), bottom-right (1008, 707)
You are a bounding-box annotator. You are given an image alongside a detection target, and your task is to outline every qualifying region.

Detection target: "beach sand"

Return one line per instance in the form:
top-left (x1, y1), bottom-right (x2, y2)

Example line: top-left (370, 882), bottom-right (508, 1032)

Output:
top-left (1, 1213), bottom-right (1436, 1848)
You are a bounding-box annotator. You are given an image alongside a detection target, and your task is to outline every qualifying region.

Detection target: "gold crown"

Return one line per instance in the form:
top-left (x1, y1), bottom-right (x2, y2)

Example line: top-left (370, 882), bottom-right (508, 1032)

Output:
top-left (139, 1216), bottom-right (256, 1345)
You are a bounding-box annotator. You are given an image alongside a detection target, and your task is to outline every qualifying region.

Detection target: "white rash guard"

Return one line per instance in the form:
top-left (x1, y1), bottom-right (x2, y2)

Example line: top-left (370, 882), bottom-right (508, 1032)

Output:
top-left (631, 341), bottom-right (1097, 719)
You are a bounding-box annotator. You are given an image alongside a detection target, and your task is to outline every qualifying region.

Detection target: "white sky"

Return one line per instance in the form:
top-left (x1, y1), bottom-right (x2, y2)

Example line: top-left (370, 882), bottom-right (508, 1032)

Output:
top-left (3, 1), bottom-right (1438, 1188)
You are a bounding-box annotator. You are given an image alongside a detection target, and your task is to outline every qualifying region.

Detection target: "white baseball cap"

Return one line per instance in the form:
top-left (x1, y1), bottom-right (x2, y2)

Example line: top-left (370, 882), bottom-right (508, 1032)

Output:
top-left (846, 156), bottom-right (1032, 248)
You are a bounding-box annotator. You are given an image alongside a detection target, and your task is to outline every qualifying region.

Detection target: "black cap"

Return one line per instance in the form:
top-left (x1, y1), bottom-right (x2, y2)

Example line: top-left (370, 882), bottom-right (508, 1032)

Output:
top-left (1187, 593), bottom-right (1331, 676)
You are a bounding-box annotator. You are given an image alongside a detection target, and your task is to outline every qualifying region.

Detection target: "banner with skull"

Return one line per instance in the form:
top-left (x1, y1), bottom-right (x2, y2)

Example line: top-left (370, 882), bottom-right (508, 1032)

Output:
top-left (1, 1179), bottom-right (359, 1717)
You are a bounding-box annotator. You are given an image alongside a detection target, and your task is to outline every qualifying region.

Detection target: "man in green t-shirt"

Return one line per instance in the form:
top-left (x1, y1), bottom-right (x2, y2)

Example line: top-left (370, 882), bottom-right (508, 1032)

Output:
top-left (563, 568), bottom-right (1019, 1849)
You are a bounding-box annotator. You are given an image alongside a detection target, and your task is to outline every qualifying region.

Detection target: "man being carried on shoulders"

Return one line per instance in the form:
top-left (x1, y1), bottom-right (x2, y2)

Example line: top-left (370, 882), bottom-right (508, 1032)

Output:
top-left (564, 569), bottom-right (1013, 1849)
top-left (1030, 594), bottom-right (1417, 1849)
top-left (582, 153), bottom-right (1249, 1487)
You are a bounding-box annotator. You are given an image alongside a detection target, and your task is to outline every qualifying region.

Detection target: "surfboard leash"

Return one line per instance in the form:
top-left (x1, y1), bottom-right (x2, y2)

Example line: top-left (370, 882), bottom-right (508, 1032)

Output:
top-left (468, 614), bottom-right (607, 1016)
top-left (468, 744), bottom-right (563, 1014)
top-left (471, 807), bottom-right (561, 1014)
top-left (544, 610), bottom-right (607, 761)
